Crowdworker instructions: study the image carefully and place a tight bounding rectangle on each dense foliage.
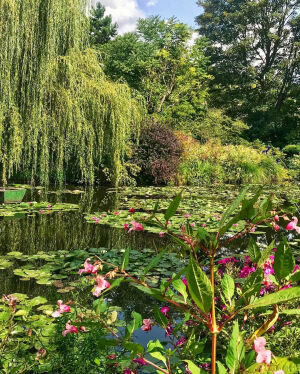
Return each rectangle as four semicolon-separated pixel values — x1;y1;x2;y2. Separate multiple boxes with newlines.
196;0;300;146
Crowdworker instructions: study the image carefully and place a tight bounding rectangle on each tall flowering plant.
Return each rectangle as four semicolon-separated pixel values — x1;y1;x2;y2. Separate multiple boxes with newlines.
72;186;299;374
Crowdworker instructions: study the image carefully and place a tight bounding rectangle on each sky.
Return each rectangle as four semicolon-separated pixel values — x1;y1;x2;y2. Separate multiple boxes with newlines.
94;0;200;34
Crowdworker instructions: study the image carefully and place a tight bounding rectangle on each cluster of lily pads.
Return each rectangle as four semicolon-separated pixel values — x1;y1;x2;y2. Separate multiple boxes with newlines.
0;247;186;290
0;201;79;219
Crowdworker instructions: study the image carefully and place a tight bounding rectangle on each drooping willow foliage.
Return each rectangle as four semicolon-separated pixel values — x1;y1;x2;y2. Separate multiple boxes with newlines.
0;0;143;185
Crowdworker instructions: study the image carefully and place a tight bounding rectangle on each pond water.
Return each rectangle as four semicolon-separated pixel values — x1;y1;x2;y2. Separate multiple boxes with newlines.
0;183;299;352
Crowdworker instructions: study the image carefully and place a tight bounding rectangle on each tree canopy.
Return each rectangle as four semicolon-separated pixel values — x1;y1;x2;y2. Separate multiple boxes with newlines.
196;0;300;145
90;3;118;46
0;0;142;185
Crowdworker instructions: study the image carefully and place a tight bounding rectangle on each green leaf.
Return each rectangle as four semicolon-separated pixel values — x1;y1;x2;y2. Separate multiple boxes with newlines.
126;311;142;338
153;305;168;328
257;240;275;267
290;271;300;283
184;360;206;374
164;191;183;222
172;278;188;303
225;321;239;371
274;238;295;281
186;256;212;313
153;200;159;215
221;274;235;305
28;296;47;307
245;356;300;373
143;249;167;275
121;248;130;272
122;341;144;356
219;185;251;228
248;237;261;263
147;340;166;364
244;286;300;309
216;361;227;374
238;269;264;306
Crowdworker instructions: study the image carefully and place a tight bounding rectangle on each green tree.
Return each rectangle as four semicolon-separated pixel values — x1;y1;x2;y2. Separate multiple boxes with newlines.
103;16;210;119
196;0;300;145
90;3;117;45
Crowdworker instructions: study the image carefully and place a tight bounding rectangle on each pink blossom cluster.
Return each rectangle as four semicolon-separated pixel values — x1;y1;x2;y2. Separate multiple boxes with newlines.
62;321;87;336
286;216;300;233
253;337;272;364
124;221;145;232
52;300;71;318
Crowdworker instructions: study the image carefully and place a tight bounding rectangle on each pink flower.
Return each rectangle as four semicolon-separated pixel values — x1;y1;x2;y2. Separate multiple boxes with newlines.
185;214;191;218
93;276;110;297
182;278;188;286
160;306;170;315
40;209;45;213
159;232;165;237
175;336;186;347
165;323;173;336
253;337;266;352
190;223;195;227
274;224;280;231
250;227;256;232
233;223;238;227
239;265;256;278
133;358;147;366
256;349;272;364
141;319;152;332
201;223;206;227
128;208;135;213
92;216;97;221
62;321;78;336
47;204;52;208
52;300;71;318
124;223;130;230
78;258;98;275
274;371;284;374
113;212;119;215
79;326;87;332
128;221;144;233
286;217;299;232
274;215;279;222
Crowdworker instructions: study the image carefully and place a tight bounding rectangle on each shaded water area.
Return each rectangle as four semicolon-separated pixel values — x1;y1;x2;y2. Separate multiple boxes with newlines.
0;184;299;349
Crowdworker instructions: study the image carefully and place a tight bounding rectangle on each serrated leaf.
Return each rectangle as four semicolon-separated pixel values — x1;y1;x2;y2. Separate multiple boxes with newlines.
274;238;295;281
257;240;275;267
221;274;235;305
187;256;212;313
164;191;183;222
172;279;188;303
216;361;227;374
244;286;300;309
248;236;261;263
226;321;240;371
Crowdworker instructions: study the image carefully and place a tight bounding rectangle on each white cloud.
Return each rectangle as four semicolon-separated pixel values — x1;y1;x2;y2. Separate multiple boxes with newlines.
92;0;144;34
146;0;159;6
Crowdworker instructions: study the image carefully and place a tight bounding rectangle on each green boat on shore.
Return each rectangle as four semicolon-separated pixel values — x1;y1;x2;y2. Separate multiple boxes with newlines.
0;187;26;204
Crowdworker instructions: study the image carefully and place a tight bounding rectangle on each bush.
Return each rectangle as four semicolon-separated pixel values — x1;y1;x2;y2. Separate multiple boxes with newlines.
176;135;289;185
134;122;183;185
282;144;300;156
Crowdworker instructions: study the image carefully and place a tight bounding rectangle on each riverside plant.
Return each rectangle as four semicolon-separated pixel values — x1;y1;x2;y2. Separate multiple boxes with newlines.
58;186;299;374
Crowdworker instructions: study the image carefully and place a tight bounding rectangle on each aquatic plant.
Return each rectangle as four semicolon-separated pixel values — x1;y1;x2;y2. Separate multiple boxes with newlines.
0;0;143;186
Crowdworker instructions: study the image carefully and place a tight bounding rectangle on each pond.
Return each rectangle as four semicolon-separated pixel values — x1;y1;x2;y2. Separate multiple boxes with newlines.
0;183;299;356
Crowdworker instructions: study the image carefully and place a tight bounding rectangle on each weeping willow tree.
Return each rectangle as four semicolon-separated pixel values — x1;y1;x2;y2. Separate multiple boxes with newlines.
0;0;142;185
